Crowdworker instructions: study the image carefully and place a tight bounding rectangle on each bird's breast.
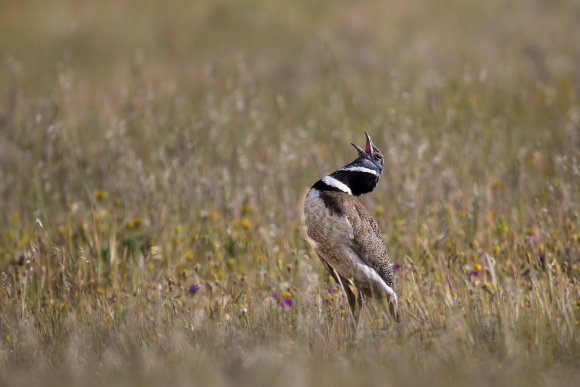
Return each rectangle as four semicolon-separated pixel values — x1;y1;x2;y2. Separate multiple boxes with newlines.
304;189;357;277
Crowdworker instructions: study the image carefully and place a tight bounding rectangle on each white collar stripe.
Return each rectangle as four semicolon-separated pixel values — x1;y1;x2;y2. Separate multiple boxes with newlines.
339;166;378;176
322;176;352;194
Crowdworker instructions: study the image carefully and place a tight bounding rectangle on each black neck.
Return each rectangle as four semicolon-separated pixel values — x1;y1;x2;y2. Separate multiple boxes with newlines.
311;169;379;196
330;169;379;196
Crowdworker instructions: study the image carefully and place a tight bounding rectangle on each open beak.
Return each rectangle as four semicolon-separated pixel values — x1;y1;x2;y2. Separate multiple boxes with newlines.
364;132;374;157
351;132;375;158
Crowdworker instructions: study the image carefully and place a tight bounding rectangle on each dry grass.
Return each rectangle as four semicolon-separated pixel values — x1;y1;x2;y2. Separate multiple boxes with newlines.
1;0;579;386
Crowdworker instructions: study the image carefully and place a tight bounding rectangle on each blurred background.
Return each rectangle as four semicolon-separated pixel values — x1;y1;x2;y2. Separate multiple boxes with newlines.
1;0;578;223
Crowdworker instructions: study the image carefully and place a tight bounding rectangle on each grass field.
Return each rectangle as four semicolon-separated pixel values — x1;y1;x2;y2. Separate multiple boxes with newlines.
1;0;579;386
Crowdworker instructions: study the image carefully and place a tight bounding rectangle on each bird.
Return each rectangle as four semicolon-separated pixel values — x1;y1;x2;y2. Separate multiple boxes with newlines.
304;132;399;322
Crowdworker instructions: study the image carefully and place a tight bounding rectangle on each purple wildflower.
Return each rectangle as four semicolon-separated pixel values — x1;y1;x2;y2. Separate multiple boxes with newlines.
539;254;546;266
188;284;201;294
393;263;401;271
468;270;479;278
282;298;293;308
326;286;335;294
528;235;536;243
445;275;450;285
272;291;280;301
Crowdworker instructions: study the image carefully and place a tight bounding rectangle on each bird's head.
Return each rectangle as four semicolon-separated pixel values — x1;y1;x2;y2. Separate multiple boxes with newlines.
326;132;384;196
350;132;384;176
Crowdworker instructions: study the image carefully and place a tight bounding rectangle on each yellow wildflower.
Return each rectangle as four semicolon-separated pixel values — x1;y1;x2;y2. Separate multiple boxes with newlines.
240;217;253;230
94;190;108;202
127;217;143;229
242;204;253;215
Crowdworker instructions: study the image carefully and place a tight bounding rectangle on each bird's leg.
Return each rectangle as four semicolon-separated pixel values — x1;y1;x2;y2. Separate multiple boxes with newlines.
334;273;361;337
320;260;359;328
388;296;400;323
336;273;358;323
